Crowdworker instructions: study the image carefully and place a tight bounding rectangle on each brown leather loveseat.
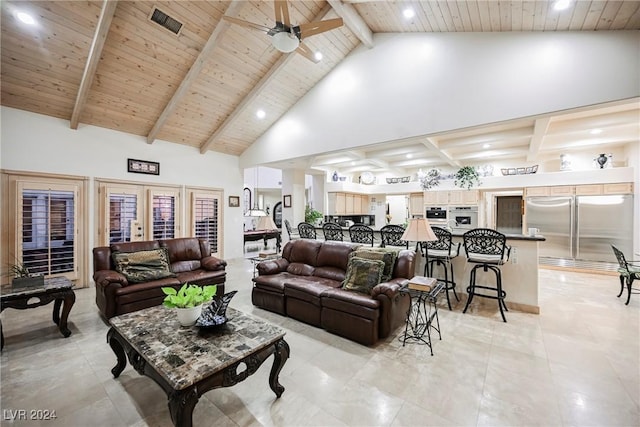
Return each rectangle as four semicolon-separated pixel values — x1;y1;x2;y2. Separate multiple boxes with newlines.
93;237;226;319
252;239;415;345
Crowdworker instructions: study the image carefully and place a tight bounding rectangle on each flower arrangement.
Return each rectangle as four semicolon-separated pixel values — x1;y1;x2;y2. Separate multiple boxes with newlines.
417;168;441;190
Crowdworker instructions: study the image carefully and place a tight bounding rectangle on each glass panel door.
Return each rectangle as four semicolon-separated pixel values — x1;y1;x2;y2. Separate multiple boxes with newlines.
187;189;222;257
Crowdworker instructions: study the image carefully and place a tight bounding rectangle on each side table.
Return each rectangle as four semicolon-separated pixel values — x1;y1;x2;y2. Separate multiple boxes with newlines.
401;276;444;356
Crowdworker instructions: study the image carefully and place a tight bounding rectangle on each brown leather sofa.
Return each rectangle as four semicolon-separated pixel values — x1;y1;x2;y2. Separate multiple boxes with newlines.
93;237;226;319
252;239;415;345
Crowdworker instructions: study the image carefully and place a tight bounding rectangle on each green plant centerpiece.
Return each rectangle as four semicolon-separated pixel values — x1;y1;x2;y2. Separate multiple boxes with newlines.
7;261;44;289
162;283;218;326
454;166;481;190
305;205;323;225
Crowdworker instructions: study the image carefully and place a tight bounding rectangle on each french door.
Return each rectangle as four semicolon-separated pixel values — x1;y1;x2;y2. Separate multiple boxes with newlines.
187;188;222;258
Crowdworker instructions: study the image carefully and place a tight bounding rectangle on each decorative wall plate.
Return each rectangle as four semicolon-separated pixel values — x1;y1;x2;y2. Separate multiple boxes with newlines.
360;172;375;185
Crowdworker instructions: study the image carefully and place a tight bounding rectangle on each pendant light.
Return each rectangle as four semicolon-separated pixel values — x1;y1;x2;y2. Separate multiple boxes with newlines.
245;166;267;217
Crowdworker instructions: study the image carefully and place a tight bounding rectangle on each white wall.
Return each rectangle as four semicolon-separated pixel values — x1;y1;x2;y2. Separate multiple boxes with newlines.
241;31;639;166
1;107;245;265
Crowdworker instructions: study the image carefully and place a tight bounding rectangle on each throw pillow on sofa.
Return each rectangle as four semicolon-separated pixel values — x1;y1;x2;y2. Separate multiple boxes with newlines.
350;248;398;282
342;257;385;294
112;248;176;284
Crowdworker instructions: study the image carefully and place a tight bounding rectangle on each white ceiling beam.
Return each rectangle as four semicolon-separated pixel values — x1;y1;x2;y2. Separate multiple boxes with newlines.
200;4;335;154
327;0;374;49
422;137;461;167
147;0;245;144
70;0;118;130
527;117;550;161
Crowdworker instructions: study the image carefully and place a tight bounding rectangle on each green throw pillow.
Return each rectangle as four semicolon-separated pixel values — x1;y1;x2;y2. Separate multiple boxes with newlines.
112;248;176;284
342;257;385;294
351;248;398;282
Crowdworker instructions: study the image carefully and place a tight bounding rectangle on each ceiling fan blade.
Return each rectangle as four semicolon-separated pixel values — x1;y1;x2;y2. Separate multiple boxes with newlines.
222;15;271;33
297;18;344;39
274;0;291;27
296;42;320;63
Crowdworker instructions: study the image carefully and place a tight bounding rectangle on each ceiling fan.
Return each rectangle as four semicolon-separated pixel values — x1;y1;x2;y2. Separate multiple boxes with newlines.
223;0;344;63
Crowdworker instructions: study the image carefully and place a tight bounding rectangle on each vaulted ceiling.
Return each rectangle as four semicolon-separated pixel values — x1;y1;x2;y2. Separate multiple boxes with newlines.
2;1;639;175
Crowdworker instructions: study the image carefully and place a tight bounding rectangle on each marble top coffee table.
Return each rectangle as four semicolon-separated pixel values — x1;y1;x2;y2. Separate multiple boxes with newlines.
107;305;289;427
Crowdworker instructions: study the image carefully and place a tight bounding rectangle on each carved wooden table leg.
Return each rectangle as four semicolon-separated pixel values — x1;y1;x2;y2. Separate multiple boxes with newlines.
107;328;127;378
269;338;290;397
53;290;75;337
168;387;199;427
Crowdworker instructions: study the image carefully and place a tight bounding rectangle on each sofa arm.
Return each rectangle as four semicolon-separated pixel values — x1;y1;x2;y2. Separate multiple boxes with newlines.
93;269;128;287
257;258;289;275
371;279;408;299
201;255;227;271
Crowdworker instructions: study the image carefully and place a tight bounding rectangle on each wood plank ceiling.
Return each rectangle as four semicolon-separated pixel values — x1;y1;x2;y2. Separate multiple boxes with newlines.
2;1;639;173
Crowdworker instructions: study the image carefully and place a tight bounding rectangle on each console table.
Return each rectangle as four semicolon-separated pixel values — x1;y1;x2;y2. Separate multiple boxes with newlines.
107;305;289;427
244;229;282;252
0;276;75;349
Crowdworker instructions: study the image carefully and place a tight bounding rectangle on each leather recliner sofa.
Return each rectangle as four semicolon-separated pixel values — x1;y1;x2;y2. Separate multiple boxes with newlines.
252;239;415;345
93;237;226;319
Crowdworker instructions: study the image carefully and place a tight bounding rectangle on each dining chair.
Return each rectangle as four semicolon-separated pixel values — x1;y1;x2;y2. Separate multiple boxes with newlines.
322;222;344;241
349;224;374;246
611;245;640;305
462;228;511;322
284;219;300;240
297;222;317;239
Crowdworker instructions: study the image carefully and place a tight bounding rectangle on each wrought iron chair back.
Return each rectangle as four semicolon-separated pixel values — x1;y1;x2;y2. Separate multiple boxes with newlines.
380;224;408;248
322;223;344;241
297;222;317;239
463;228;509;263
349;224;374;246
426;227;456;253
284;219;300;239
423;226;460;310
611;244;640;305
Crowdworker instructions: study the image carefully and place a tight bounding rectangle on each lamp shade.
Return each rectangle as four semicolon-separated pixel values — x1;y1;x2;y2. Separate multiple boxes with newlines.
401;218;437;242
245;208;267;217
256;216;278;230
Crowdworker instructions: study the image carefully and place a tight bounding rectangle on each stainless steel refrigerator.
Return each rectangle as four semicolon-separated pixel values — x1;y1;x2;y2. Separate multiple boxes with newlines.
525;194;633;265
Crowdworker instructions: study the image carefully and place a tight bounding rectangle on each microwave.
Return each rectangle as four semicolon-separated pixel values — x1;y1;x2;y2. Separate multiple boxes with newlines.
425;207;447;221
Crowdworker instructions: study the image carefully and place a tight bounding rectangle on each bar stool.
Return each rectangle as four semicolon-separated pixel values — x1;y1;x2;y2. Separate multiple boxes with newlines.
423;226;460;310
462;228;511;322
349;224;374;246
380;224;408;248
297;222;317;239
322;222;344;241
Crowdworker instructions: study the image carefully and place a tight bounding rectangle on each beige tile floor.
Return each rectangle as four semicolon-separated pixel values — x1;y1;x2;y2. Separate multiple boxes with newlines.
1;258;638;427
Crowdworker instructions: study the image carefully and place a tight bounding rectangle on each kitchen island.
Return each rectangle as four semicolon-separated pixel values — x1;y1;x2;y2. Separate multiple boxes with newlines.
418;232;545;314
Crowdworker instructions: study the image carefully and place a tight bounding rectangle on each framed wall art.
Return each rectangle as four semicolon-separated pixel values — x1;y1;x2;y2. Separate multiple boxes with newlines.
128;158;160;175
283;195;292;208
228;196;240;207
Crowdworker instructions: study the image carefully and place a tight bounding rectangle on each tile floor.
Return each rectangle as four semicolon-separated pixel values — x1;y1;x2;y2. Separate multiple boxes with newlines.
1;258;638;427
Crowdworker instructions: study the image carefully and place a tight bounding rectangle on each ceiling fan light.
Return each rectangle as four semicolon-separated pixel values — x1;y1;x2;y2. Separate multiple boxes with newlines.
272;31;299;53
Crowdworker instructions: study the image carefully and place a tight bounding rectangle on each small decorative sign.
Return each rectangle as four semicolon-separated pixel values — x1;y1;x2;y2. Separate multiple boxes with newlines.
228;196;240;207
283;195;292;208
128;158;160;175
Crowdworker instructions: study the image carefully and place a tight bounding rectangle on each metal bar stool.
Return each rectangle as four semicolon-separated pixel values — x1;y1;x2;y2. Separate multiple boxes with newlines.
297;222;317;239
423;227;460;310
462;228;511;322
322;222;344;241
349;224;374;246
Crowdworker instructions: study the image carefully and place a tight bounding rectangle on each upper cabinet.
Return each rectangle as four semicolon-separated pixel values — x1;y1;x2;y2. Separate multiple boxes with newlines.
424;190;479;206
525;183;633;197
328;192;369;215
409;192;424;215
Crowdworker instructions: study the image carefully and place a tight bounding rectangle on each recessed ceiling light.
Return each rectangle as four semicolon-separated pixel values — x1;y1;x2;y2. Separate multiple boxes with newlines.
482;143;491;149
553;0;571;11
256;109;266;119
590;128;603;135
406;153;413;159
350;161;356;166
16;11;36;25
314;51;323;62
403;8;415;19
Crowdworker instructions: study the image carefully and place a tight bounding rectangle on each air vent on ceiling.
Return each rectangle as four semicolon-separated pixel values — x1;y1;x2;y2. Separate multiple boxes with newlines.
149;7;183;35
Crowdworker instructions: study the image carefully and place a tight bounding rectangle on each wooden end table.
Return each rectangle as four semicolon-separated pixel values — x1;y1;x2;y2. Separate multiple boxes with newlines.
0;276;76;350
107;305;289;427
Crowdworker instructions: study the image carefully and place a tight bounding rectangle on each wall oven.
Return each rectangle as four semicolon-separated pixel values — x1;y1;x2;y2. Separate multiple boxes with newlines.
448;206;478;231
425;207;447;226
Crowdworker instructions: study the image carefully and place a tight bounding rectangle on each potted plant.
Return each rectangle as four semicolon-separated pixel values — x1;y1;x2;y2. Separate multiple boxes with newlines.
454;166;481;190
7;261;44;289
161;283;218;326
304;205;323;225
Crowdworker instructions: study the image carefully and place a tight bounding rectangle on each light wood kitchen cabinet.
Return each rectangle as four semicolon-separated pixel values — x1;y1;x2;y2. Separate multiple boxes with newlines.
345;193;354;214
359;194;370;213
436;191;450;205
423;190;479;206
409;192;424;215
524;187;549;197
423;191;438;205
328;192;369;215
575;185;603;195
603;182;633;194
549;186;574;196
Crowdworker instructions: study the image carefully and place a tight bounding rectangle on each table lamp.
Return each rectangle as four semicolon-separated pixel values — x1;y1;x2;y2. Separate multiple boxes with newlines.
256;216;278;231
401;218;437;254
